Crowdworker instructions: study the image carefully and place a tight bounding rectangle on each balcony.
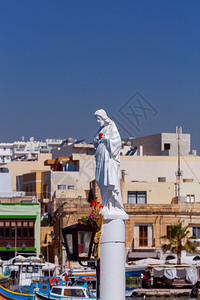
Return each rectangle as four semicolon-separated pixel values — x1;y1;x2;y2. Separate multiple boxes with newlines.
0;237;35;248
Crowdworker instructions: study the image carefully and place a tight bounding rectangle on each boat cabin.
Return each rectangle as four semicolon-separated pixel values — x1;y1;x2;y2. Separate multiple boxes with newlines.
50;286;95;299
14;262;44;286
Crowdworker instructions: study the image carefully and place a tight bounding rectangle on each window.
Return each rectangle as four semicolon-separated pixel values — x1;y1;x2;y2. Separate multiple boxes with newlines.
51;288;62;295
193;227;200;239
139;226;148;246
5;228;10;237
64;162;78;172
17;228;22;237
23;228;28;237
192;227;200;247
0;228;4;237
74;289;84;297
57;185;66;190
64;289;72;296
187;195;195;203
43;184;48;198
167;226;172;238
128;192;146;204
42;285;47;291
64;289;85;297
22;266;27;273
164;143;171;150
11;228;15;237
158;177;166;182
68;185;74;190
34;265;39;273
29;228;34;237
27;265;33;273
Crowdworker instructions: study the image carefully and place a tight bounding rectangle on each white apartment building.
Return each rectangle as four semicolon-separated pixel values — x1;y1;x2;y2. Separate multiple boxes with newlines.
0;137;63;164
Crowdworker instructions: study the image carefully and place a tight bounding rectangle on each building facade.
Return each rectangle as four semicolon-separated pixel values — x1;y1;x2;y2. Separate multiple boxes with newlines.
0;202;41;259
0;137;62;164
0;169;41;259
13;131;200;264
131;131;196;156
125;202;200;261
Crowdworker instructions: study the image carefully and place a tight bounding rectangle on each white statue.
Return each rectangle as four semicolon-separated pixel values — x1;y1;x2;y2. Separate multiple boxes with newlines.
94;109;127;218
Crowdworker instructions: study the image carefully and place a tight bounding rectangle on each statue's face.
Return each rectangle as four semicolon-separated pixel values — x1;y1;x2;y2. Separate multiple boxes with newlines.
96;115;105;127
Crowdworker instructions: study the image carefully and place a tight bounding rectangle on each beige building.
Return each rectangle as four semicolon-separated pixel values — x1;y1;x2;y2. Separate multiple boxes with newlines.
124;202;200;261
4;153;51;191
91;180;200;260
122;180;200;205
130;131;196;156
14;135;200;263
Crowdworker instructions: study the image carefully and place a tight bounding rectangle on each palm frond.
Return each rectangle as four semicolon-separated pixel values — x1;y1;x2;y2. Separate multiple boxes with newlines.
160;222;197;263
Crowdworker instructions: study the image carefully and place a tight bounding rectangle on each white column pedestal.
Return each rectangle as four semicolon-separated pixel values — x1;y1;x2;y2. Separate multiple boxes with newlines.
100;215;128;300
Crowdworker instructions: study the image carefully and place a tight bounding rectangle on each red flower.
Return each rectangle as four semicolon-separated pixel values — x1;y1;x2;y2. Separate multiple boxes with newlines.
99;133;103;140
90;200;96;207
99;205;103;209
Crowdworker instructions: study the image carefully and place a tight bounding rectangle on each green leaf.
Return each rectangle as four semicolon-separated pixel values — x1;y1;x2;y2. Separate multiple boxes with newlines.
160;222;197;264
78;217;89;225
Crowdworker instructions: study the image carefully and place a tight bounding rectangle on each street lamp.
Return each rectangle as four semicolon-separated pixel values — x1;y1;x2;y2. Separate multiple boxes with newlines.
62;223;100;298
62;223;96;262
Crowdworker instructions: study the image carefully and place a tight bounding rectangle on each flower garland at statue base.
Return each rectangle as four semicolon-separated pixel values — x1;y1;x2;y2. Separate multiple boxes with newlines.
78;200;103;259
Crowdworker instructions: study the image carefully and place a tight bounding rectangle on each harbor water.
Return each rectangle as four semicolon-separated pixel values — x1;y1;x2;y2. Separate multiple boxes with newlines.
126;298;198;300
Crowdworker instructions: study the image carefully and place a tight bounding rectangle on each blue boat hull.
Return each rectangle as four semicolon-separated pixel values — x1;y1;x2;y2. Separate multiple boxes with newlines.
0;285;35;300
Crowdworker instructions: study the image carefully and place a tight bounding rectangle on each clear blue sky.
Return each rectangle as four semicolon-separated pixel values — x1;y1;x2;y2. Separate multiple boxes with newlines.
0;1;200;150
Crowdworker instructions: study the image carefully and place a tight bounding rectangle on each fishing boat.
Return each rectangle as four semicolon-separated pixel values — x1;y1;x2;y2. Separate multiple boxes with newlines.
0;277;64;300
35;285;96;300
0;285;35;300
0;268;11;287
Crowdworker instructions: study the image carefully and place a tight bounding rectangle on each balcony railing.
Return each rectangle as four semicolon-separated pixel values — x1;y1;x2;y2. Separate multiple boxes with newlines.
0;237;35;248
0;191;37;202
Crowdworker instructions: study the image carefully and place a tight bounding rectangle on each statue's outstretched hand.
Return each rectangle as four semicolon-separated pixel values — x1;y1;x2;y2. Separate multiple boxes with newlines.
93;137;99;148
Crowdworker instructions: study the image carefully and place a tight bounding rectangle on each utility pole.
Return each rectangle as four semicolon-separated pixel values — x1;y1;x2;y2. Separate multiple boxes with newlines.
177;126;181;198
15;224;17;257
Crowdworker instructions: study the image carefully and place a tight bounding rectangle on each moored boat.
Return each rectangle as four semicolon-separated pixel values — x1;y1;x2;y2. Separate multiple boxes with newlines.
0;285;35;300
0;276;64;300
35;285;96;300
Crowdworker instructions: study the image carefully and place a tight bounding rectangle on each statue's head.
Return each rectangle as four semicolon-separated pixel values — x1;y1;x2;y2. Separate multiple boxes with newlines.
94;109;110;127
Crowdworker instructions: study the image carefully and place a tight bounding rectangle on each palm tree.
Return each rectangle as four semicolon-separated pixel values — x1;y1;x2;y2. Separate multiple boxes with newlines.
160;222;197;264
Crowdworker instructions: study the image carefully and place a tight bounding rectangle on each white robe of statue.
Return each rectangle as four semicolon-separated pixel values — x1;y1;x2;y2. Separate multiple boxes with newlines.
94;109;127;218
